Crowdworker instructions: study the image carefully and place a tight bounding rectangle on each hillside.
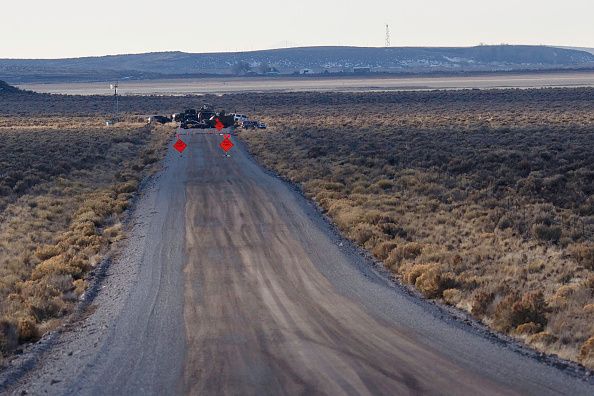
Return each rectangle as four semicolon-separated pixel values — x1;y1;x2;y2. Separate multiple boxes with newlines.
0;80;24;94
560;46;594;55
1;45;594;83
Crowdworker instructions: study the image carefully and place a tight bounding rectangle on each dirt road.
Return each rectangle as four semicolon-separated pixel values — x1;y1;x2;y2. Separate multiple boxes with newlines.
3;131;593;395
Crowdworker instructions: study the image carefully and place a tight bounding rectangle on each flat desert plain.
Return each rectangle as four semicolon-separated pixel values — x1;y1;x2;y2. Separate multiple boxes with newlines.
17;71;594;95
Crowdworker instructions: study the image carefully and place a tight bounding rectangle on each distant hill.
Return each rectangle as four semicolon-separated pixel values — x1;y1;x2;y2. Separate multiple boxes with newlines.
0;80;25;94
2;45;594;83
557;46;594;55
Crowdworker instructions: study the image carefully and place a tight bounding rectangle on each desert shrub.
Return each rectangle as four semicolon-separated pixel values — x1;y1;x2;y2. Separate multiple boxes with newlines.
0;320;18;355
28;294;68;323
471;291;495;317
350;223;377;245
497;215;514;230
412;264;441;297
385;242;423;268
532;223;562;243
529;332;558;346
554;285;575;300
323;182;345;192
16;316;39;342
73;279;87;295
402;263;434;285
375;179;393;190
115;181;139;194
579;336;594;366
372;240;398;260
30;255;77;279
442;288;462;305
569;243;594;270
400;263;455;298
494;291;548;332
513;322;542;335
103;223;123;240
328;201;363;229
527;260;545;273
378;222;407;238
34;244;62;261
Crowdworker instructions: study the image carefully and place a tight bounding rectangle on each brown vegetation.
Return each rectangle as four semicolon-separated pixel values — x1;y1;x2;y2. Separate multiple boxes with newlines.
0;115;170;364
241;88;594;369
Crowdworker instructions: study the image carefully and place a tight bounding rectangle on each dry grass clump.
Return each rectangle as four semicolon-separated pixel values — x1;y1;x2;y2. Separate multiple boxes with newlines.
570;243;594;270
493;291;548;332
241;88;594;369
399;263;457;298
580;336;594;368
0;116;170;363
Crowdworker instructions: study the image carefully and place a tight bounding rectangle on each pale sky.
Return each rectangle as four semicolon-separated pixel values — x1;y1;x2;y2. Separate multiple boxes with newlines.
2;0;594;59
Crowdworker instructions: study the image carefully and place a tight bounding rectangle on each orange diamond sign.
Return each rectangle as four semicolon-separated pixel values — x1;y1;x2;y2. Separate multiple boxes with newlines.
173;138;187;153
220;138;233;153
215;118;224;131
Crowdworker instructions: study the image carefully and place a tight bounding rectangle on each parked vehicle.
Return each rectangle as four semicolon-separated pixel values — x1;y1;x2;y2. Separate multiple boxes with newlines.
257;121;267;129
181;120;207;129
148;115;172;124
233;114;249;123
241;120;258;129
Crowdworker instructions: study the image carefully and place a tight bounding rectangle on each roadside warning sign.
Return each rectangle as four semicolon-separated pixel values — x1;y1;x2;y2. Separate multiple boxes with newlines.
215;118;224;131
173;138;187;153
219;135;233;153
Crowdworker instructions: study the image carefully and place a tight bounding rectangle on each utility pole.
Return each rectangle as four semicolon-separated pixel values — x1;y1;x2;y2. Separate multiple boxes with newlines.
110;82;119;121
385;24;391;47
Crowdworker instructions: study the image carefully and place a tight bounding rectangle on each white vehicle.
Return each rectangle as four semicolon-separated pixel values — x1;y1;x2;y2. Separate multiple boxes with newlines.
233;114;249;123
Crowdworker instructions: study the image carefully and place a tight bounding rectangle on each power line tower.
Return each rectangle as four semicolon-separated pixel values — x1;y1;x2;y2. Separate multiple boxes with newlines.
385;24;391;47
